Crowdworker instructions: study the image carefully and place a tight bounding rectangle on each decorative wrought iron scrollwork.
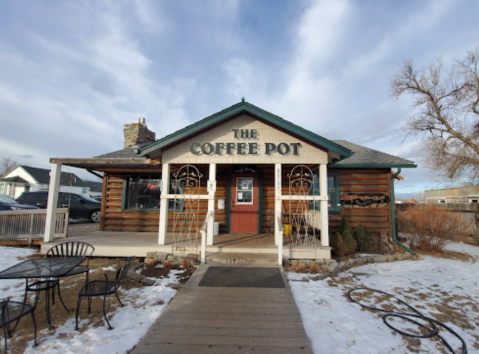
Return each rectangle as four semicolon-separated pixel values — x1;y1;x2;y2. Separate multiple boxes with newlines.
172;165;203;253
287;165;317;250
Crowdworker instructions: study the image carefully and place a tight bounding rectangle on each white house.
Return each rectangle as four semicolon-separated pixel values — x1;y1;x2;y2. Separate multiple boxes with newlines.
0;165;102;199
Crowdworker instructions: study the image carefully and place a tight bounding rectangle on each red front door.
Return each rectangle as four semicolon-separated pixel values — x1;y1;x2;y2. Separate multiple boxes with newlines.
231;173;258;233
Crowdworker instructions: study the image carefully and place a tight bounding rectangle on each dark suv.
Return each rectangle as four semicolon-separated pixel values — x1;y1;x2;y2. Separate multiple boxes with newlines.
16;191;101;223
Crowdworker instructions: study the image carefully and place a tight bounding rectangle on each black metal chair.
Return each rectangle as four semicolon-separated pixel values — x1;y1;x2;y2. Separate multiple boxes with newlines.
45;242;95;312
75;257;136;330
25;278;57;329
1;299;37;353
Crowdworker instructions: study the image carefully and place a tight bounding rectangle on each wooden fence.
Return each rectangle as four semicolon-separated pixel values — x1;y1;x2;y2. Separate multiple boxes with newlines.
437;203;479;237
396;203;479;244
0;208;69;239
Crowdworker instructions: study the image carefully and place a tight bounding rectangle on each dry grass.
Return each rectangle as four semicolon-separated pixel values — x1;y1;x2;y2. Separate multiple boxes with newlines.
287;263;325;274
309;263;320;274
162;260;172;271
145;258;160;267
3;258;145;354
397;205;462;253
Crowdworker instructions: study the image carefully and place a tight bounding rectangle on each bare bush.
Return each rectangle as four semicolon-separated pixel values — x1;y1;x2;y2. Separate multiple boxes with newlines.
397;204;461;252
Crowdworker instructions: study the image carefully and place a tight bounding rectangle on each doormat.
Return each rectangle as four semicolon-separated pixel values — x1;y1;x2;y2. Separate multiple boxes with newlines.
199;266;285;288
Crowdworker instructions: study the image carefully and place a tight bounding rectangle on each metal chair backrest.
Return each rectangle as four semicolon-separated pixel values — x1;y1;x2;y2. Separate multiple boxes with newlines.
114;257;136;286
46;242;95;258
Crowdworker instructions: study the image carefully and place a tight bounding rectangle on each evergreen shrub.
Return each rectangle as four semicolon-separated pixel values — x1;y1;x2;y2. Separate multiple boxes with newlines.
355;223;370;252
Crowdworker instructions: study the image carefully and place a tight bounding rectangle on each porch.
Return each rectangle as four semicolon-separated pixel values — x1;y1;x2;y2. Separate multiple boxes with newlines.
40;231;331;261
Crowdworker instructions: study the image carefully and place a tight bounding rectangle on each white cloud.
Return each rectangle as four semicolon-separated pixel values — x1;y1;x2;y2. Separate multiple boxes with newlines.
0;0;478;191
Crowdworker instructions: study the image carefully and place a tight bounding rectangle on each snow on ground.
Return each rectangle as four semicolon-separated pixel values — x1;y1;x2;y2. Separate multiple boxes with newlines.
0;246;37;299
288;242;479;354
0;246;180;354
2;243;478;353
24;270;180;354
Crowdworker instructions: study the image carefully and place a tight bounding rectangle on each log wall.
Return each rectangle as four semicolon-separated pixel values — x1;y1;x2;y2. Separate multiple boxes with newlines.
329;168;392;236
101;167;228;233
102;172;161;232
101;166;393;237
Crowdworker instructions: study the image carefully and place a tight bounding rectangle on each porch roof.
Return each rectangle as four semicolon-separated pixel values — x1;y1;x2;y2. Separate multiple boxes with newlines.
48;157;160;171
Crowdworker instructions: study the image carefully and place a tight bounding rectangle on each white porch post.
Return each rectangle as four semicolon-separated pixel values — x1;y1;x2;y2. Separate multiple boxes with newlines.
207;163;216;246
274;163;282;247
158;163;170;245
44;163;62;242
319;163;329;247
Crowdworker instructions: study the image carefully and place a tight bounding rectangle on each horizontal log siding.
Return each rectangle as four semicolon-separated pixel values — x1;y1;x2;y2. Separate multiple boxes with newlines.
102;167;226;233
261;165;275;234
101;166;393;237
103;173;161;232
329;168;392;237
261;165;313;234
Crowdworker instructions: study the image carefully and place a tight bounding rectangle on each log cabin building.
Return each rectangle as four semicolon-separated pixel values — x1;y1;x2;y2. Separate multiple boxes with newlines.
43;101;416;263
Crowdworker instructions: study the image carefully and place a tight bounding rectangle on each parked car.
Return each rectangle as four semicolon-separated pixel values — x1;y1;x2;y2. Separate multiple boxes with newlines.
16;191;101;222
0;195;40;211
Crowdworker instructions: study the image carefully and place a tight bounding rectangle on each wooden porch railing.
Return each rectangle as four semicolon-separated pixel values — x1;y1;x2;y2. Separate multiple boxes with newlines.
0;208;69;238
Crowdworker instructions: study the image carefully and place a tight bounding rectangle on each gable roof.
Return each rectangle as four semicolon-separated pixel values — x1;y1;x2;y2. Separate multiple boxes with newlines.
3;165;93;187
0;176;28;184
330;140;416;168
138;101;353;158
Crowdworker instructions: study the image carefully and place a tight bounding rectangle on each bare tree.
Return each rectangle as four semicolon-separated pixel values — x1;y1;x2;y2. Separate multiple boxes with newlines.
1;157;19;176
391;47;479;181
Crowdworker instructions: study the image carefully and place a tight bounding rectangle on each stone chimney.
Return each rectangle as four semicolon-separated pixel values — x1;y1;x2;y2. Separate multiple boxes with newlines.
123;118;156;148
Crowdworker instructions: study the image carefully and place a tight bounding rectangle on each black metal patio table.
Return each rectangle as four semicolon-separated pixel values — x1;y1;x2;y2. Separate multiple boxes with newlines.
0;257;86;328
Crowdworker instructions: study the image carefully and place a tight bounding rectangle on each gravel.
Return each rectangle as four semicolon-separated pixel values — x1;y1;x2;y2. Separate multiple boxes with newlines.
67;220;99;235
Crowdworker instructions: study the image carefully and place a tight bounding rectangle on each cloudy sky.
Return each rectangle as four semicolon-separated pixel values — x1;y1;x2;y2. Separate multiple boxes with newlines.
1;0;478;194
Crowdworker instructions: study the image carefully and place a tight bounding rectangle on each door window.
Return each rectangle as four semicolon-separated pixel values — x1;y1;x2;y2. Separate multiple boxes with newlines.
236;177;253;204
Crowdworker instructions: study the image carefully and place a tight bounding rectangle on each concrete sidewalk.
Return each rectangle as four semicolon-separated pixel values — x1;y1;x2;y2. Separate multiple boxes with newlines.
131;264;313;354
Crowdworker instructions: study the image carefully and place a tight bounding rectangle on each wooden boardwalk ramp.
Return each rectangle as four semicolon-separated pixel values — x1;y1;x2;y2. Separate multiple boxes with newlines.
131;264;313;354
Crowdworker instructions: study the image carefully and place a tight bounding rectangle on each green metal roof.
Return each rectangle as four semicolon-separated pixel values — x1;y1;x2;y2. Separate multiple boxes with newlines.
139;101;353;158
329;140;417;168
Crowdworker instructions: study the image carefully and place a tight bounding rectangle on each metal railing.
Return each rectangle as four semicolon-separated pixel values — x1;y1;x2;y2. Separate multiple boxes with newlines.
0;208;69;238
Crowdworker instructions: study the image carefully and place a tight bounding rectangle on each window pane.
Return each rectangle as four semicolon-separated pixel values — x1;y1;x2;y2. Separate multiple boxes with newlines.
312;173;339;212
327;176;335;208
127;176;161;210
236;177;253;204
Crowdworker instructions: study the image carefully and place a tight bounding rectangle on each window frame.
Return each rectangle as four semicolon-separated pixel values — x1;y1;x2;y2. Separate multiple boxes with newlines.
121;174;184;212
235;177;254;205
312;171;340;214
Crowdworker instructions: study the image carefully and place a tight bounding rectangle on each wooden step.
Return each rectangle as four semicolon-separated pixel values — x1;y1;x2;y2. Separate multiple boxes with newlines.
206;252;278;266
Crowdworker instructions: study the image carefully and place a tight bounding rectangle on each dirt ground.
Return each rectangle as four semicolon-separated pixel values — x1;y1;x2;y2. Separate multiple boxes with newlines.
4;256;194;354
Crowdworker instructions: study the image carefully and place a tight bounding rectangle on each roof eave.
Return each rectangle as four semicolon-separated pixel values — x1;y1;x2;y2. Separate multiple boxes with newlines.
49;157;156;171
139;102;353;158
329;163;417;168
